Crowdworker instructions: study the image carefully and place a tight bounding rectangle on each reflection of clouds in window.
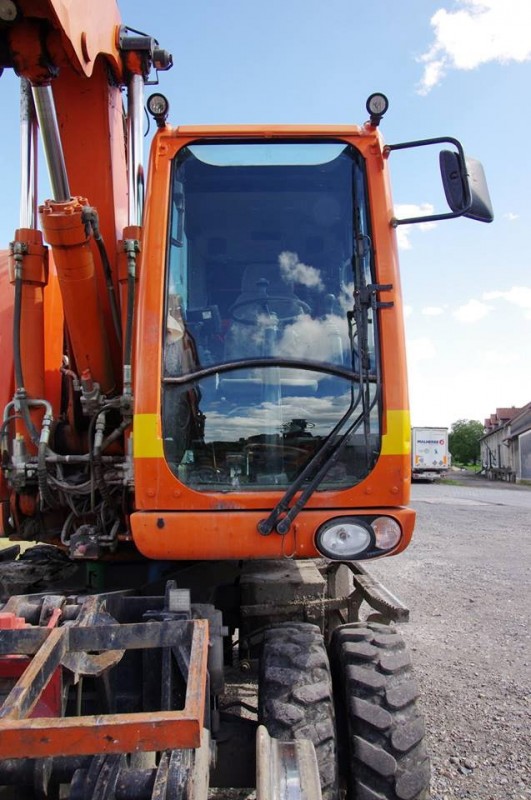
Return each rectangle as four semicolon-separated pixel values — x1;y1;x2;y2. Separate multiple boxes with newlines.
339;282;354;314
278;250;324;291
248;313;279;353
203;393;352;440
225;312;350;367
277;315;347;365
225;313;282;359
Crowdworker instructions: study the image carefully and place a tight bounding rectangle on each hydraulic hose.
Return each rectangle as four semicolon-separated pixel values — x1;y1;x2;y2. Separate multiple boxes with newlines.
122;238;139;398
37;409;57;509
90;397;122;505
92;410;113;505
102;419;129;452
81;207;123;348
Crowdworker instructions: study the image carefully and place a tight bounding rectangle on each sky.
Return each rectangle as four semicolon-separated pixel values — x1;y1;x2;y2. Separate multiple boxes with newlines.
0;0;530;430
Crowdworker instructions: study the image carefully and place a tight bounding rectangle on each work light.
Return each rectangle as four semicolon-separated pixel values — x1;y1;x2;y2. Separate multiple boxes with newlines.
315;518;374;560
366;93;389;127
147;93;170;127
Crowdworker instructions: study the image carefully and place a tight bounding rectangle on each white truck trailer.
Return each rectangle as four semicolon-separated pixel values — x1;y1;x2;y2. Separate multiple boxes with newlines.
411;426;449;481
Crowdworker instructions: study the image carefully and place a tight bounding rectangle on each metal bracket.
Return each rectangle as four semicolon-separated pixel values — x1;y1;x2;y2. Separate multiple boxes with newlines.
0;611;209;758
354;283;394;311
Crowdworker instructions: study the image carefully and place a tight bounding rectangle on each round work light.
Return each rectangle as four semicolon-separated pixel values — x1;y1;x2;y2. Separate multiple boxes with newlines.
365;93;389;126
315;518;374;560
147;93;170;127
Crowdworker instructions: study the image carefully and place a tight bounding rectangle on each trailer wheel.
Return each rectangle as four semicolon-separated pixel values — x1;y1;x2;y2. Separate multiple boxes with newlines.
331;622;430;800
259;623;338;800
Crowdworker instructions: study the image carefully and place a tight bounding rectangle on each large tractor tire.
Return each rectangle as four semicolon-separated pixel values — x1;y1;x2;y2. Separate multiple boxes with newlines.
331;622;430;800
259;622;338;800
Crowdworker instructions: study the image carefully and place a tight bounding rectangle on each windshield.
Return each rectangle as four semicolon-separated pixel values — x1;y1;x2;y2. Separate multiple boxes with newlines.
162;141;381;491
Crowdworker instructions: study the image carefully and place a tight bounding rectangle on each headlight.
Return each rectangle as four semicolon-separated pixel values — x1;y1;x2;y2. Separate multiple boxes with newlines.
147;93;170;127
372;516;401;551
315;518;374;560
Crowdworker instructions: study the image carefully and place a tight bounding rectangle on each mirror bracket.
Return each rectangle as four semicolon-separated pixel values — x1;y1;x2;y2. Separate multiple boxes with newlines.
385;135;492;226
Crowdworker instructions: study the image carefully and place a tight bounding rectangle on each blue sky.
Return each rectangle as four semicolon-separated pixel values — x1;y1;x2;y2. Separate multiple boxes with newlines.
1;0;530;429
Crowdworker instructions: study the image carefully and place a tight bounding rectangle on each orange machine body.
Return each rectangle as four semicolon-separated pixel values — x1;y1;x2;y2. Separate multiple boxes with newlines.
130;124;413;561
0;3;415;565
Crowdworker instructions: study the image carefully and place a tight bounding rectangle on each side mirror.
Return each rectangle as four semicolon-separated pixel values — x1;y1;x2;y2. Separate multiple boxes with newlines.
387;136;493;226
440;150;493;223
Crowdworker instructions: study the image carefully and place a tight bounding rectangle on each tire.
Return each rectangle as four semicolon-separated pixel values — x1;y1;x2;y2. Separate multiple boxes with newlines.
259;622;339;800
331;622;430;800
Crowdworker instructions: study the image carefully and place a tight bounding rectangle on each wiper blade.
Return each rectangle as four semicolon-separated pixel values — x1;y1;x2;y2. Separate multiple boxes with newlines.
258;282;389;536
257;387;379;536
257;361;364;537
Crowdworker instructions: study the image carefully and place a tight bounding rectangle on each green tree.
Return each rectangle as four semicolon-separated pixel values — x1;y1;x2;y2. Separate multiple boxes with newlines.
449;419;484;465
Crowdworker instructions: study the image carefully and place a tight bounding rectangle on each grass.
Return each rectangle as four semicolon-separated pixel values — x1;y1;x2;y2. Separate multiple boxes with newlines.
451;463;482;474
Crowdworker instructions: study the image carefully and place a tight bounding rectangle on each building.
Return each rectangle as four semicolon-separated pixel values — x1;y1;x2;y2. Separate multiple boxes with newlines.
480;403;531;482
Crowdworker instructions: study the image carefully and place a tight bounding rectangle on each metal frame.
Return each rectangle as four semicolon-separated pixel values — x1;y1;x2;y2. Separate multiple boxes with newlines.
0;617;208;759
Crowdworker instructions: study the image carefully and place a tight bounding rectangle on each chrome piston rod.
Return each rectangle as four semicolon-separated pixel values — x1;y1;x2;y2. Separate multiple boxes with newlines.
127;73;144;226
19;78;38;228
31;84;70;202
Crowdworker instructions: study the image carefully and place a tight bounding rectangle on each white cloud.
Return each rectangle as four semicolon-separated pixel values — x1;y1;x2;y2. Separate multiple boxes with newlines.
393;203;437;250
418;0;531;94
503;212;519;221
407;336;437;362
453;298;492;323
482;286;531;310
480;348;520;366
403;304;413;319
422;306;444;316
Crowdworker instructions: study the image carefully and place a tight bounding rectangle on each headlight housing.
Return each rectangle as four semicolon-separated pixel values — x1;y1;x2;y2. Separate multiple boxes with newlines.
315;515;402;560
315;518;374;560
147;93;170;127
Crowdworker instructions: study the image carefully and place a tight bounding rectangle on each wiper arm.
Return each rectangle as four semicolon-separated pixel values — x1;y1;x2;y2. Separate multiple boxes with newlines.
258;359;381;536
257;390;364;535
258;281;390;537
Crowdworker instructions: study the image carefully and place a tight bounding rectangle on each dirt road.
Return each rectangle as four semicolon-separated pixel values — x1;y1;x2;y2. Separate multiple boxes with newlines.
368;476;531;800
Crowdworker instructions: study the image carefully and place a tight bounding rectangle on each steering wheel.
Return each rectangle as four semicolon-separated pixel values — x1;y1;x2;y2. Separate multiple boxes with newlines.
230;295;311;325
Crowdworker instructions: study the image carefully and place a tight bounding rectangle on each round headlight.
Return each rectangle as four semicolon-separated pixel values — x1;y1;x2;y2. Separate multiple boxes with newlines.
316;518;373;560
366;92;389;117
372;516;401;551
147;93;170;127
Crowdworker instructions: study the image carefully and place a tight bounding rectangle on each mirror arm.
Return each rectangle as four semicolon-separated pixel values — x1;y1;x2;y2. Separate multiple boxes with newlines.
390;208;467;227
385;136;473;226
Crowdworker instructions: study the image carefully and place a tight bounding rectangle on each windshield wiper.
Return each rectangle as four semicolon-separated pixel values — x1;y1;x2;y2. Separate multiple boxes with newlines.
257;279;391;536
257;397;369;535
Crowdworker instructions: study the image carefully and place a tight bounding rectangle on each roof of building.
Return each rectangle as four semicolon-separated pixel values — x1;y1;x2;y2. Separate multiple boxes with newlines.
481;402;531;441
506;402;531;439
483;406;522;431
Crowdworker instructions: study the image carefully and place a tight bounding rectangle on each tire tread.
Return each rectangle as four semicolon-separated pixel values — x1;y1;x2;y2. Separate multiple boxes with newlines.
331;622;430;800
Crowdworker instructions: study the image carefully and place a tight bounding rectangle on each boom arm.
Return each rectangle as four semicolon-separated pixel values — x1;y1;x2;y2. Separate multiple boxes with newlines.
0;0;171;538
2;2;171;378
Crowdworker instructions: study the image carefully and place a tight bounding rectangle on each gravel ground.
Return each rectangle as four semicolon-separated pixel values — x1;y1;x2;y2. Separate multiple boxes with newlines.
1;474;529;799
368;474;531;800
